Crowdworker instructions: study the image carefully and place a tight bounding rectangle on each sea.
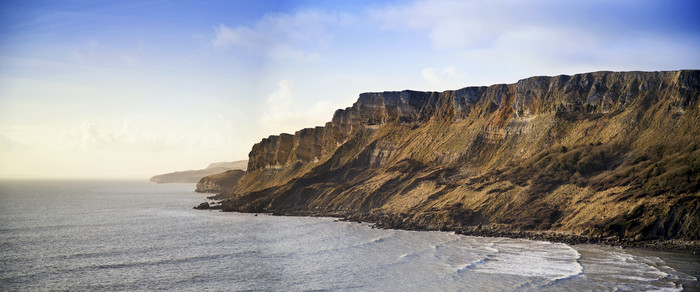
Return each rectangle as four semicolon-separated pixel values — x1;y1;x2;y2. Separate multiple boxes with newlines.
0;180;698;291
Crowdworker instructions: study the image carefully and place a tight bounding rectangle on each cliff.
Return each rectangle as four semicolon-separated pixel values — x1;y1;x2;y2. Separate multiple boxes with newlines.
195;169;246;193
211;70;700;248
149;160;247;183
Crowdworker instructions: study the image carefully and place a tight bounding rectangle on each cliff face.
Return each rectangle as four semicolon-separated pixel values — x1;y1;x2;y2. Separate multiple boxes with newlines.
195;169;246;193
217;70;700;244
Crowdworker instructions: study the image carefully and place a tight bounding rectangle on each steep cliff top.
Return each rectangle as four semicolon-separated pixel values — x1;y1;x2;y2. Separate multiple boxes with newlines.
214;70;700;248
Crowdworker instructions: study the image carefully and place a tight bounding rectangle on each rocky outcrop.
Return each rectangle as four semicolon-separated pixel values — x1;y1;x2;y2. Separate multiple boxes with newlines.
194;202;211;210
196;169;246;193
150;160;247;183
213;70;700;249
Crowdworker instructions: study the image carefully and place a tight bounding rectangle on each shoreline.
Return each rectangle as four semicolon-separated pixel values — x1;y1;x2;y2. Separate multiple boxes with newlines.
347;213;700;255
196;200;700;254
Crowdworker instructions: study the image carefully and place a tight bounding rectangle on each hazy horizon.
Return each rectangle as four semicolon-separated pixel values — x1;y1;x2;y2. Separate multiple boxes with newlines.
1;0;699;179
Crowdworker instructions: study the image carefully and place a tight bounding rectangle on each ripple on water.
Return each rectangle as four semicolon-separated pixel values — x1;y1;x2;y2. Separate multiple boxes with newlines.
1;181;696;291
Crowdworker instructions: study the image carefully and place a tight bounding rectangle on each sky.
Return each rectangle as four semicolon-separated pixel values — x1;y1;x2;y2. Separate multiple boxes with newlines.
0;0;699;179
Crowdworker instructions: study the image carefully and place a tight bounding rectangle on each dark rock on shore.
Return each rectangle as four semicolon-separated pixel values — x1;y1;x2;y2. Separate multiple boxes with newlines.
208;70;700;252
194;202;211;210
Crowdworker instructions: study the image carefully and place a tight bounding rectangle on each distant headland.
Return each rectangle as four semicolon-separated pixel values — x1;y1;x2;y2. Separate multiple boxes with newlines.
149;160;247;184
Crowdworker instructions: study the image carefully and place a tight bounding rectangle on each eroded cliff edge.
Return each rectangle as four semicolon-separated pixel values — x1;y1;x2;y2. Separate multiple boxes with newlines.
210;70;700;250
196;169;245;193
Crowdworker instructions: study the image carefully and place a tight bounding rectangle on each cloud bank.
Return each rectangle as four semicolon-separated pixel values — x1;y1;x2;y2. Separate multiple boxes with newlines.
211;10;353;60
2;0;698;178
259;79;337;135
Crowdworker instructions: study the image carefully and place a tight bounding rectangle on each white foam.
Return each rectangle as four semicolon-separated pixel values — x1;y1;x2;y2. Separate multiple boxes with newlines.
456;257;490;273
572;245;686;291
470;239;583;280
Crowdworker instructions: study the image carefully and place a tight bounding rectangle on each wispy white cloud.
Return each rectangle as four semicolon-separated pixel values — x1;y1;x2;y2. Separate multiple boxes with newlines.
372;0;502;49
422;66;461;88
259;80;336;134
212;25;258;49
3;0;698;179
211;10;353;60
0;115;254;177
0;133;20;152
60;120;133;151
371;0;700;78
57;116;244;153
70;38;144;67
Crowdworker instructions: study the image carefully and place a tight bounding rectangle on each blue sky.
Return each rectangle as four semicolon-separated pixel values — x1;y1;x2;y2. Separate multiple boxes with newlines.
1;0;699;178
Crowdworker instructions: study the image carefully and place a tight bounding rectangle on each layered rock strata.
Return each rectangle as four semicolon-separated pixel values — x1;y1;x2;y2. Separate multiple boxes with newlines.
209;70;700;249
195;169;246;193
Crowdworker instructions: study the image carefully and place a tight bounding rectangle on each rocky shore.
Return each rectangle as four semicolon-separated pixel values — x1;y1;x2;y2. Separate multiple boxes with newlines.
346;212;700;253
202;201;700;253
198;70;700;252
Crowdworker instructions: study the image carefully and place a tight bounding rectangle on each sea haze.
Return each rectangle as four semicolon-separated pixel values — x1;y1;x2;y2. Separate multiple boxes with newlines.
0;180;697;291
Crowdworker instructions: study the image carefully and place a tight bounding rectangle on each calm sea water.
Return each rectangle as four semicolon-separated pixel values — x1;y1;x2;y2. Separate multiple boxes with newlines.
0;180;697;291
